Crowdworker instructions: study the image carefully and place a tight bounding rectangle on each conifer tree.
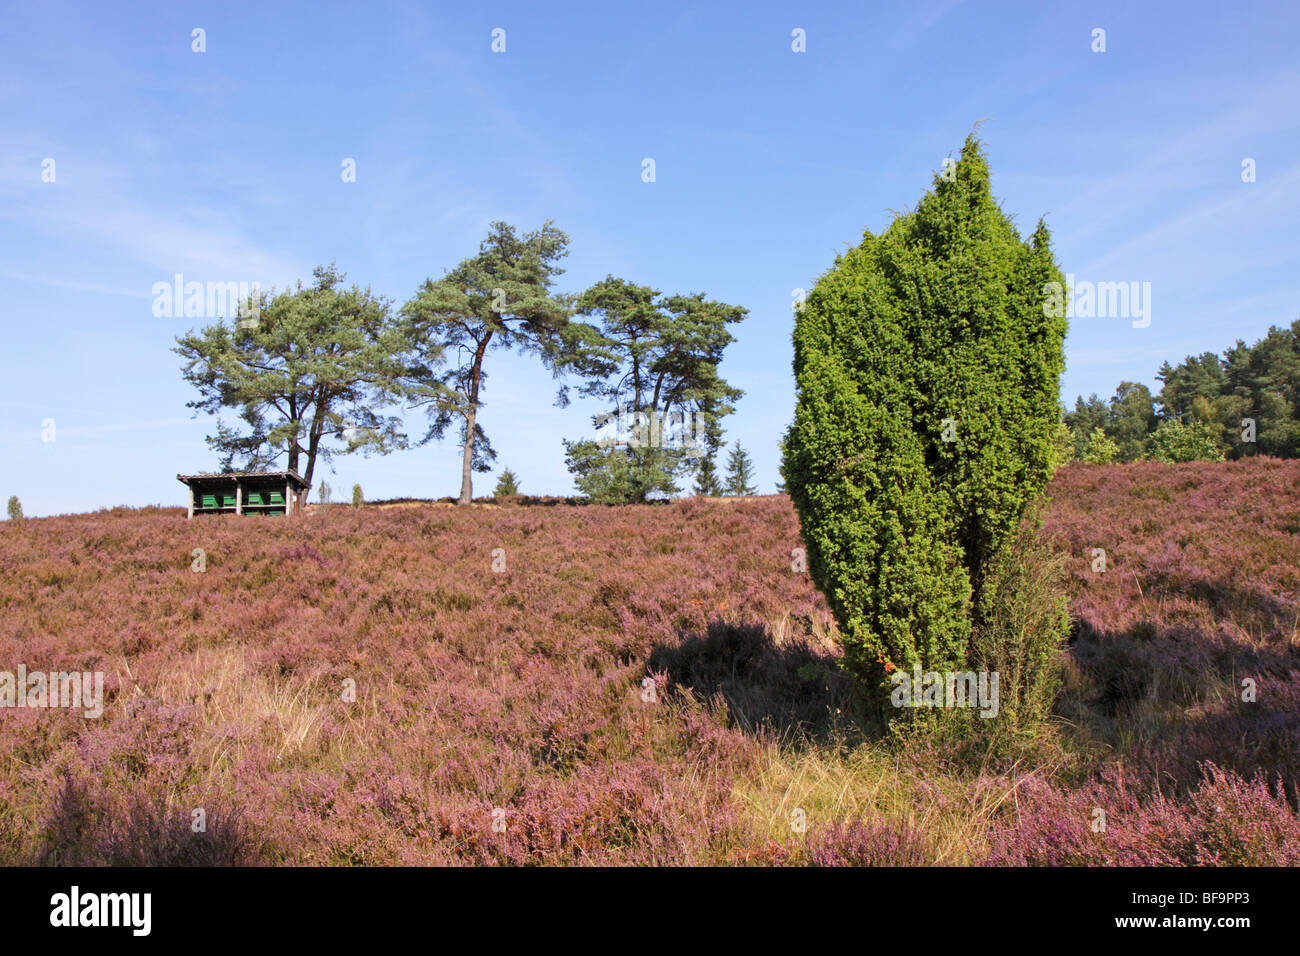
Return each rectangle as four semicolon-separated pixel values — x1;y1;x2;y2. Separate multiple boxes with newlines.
560;276;746;503
692;451;723;496
783;135;1067;689
175;265;415;499
723;442;757;496
494;467;521;497
402;222;572;505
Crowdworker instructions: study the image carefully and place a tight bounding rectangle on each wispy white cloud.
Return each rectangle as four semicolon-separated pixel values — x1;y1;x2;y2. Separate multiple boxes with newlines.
1075;160;1300;276
0;146;310;290
0;269;152;299
1055;71;1300;247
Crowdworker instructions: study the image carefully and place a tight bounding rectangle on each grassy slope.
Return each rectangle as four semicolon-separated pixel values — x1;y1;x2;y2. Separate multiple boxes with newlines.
0;459;1297;864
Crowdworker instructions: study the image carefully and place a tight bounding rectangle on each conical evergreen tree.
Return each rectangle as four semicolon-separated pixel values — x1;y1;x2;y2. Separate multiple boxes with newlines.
494;467;520;497
723;442;757;496
692;452;723;496
783;135;1068;690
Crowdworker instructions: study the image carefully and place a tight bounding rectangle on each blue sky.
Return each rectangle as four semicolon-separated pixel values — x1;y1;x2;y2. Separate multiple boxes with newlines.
2;0;1298;516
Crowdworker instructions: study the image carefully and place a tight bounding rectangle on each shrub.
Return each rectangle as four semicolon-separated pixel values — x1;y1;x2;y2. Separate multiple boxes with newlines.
968;507;1071;741
351;484;364;509
317;480;332;506
37;772;259;866
804;818;930;866
783;135;1068;693
563;440;677;503
1049;422;1074;473
1080;426;1119;464
1150;419;1226;463
5;496;21;521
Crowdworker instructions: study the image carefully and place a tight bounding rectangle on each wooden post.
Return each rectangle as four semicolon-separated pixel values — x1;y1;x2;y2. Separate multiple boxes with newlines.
286;480;293;516
235;480;243;516
187;484;194;521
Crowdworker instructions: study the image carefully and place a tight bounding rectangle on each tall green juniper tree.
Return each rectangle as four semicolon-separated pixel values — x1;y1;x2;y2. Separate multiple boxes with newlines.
561;275;746;503
174;264;416;498
783;135;1068;692
402;221;573;505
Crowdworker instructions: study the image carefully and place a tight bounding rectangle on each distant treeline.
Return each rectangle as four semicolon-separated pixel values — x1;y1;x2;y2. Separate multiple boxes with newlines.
1065;318;1300;462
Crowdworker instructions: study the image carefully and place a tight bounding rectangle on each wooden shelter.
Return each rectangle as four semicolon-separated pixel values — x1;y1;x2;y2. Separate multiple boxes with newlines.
177;471;309;519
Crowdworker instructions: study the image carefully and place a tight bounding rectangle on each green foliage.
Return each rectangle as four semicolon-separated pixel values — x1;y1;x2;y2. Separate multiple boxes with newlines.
1063;384;1157;463
1106;381;1157;461
173;264;414;495
692;451;723;497
401;221;572;505
1064;394;1109;458
494;467;520;498
558;275;746;504
1080;426;1119;464
565;440;678;503
1157;352;1229;423
351;484;364;509
1072;317;1300;461
6;496;21;521
968;508;1071;740
1049;421;1075;473
1150;419;1226;463
783;135;1067;694
723;442;757;496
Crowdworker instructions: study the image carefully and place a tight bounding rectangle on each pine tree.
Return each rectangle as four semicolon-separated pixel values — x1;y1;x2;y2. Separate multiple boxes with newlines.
1107;381;1158;461
776;434;790;492
494;467;520;497
559;276;746;503
174;264;414;498
401;221;572;505
723;443;756;496
351;484;364;509
6;496;22;520
1064;394;1110;458
692;452;723;496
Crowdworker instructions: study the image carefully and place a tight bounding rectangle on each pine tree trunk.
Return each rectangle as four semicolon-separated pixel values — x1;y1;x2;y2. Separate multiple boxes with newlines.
302;442;318;505
458;402;477;506
458;341;489;506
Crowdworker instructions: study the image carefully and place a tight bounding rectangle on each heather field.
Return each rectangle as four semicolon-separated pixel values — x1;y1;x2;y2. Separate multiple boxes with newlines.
1;459;1298;866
